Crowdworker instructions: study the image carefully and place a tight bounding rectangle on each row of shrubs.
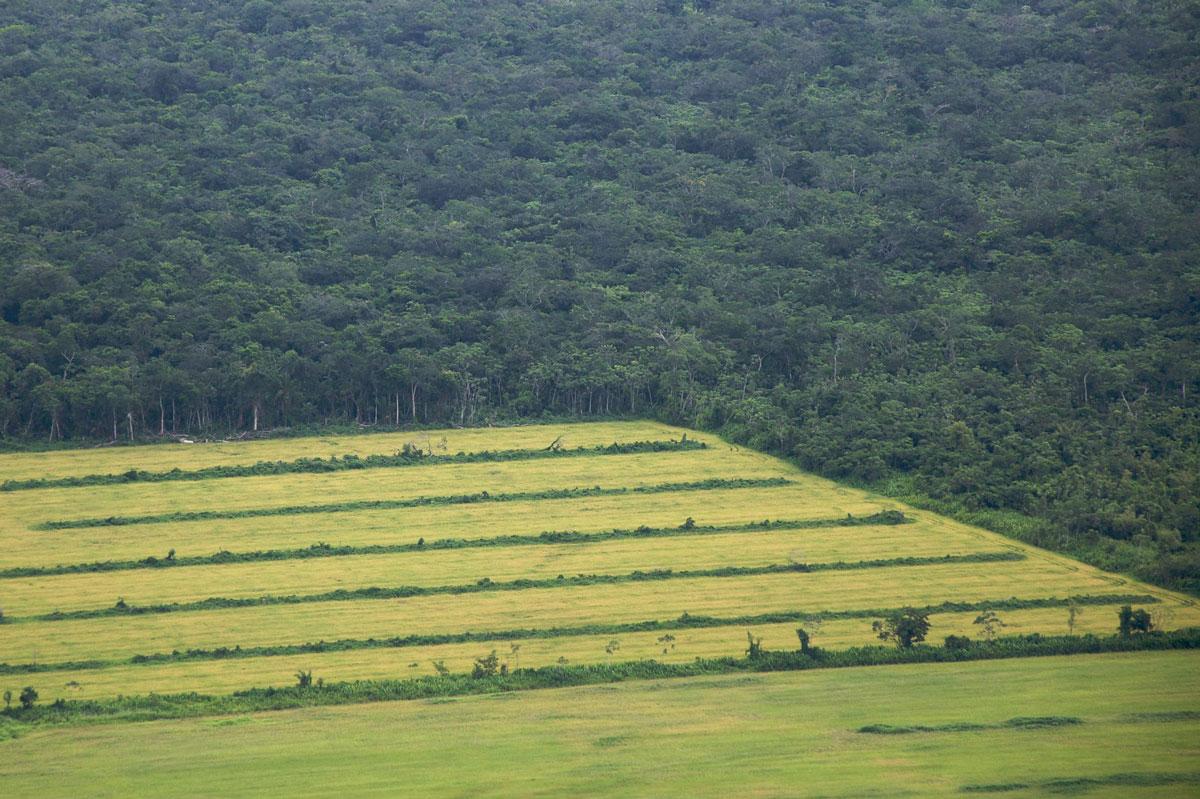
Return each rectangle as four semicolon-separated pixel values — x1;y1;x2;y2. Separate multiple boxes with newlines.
37;477;793;530
4;628;1198;727
0;511;910;579
1;439;707;492
26;551;1024;623
0;593;1158;675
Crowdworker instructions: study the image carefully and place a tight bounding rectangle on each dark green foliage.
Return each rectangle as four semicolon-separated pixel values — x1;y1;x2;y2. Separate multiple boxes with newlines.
745;631;763;659
3;630;1199;731
0;511;909;579
943;635;972;651
795;628;811;654
0;0;1195;593
1118;605;1155;637
873;608;932;648
17;687;37;710
36;478;790;530
471;651;500;678
0;593;1159;676
19;551;1025;624
0;439;705;492
294;670;313;689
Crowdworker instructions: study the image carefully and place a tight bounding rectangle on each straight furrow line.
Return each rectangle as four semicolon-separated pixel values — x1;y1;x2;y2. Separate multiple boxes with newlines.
34;477;793;530
0;438;706;492
1;511;910;579
19;552;1025;623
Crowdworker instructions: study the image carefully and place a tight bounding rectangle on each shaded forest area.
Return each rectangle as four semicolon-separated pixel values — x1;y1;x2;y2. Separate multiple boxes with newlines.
0;0;1197;590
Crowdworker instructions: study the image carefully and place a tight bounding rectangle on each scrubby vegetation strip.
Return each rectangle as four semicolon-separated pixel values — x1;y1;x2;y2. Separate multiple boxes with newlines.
858;716;1083;735
21;552;1024;623
0;439;706;492
2;511;910;579
0;594;1158;675
35;477;792;530
2;630;1198;732
959;771;1200;794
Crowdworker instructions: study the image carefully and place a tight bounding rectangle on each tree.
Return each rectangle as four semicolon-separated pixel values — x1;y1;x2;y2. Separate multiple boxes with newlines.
1118;605;1154;637
18;686;37;709
3;690;10;710
295;670;313;688
1067;599;1082;635
873;609;931;648
472;650;500;678
973;610;1005;642
796;628;811;654
745;630;764;659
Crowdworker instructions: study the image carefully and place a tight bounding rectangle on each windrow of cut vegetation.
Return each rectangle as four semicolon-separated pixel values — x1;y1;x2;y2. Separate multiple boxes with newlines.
34;476;793;530
0;511;910;579
0;437;706;491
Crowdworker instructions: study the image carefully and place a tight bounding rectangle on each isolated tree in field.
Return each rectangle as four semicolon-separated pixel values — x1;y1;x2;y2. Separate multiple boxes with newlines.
1118;605;1154;637
973;610;1005;642
295;670;313;688
873;609;931;648
431;660;450;676
3;690;10;710
472;651;500;678
796;628;811;654
1067;599;1082;635
509;643;522;671
604;639;620;656
18;687;37;709
745;630;764;659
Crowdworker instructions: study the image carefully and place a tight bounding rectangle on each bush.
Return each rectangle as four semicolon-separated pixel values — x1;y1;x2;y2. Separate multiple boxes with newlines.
471;651;500;678
18;687;37;709
944;635;972;650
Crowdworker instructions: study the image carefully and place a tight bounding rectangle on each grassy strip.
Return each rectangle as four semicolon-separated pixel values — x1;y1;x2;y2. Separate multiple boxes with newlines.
14;512;908;578
23;551;1025;623
1;630;1198;732
858;716;1083;735
35;477;792;530
1;511;910;579
0;439;707;492
0;594;1158;676
960;771;1200;794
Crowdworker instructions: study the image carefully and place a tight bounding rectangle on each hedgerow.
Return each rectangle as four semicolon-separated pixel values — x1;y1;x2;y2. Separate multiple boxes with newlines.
1;438;706;492
2;629;1197;730
21;551;1024;623
36;477;792;530
0;593;1158;675
1;510;909;579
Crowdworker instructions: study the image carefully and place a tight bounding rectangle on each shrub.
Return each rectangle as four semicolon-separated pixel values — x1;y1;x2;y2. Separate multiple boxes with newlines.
472;651;500;678
18;687;37;709
944;635;972;650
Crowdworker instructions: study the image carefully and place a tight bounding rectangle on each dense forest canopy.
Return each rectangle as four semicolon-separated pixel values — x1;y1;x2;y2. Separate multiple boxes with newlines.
0;0;1197;589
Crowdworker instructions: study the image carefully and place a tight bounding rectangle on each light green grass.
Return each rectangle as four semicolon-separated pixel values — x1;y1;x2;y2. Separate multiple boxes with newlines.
1;651;1197;797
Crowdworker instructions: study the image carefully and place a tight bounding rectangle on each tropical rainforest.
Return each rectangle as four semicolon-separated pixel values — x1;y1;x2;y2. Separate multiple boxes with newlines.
0;0;1197;590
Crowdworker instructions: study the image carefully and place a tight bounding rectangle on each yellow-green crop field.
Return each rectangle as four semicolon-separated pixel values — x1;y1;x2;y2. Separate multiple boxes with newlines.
1;421;1198;796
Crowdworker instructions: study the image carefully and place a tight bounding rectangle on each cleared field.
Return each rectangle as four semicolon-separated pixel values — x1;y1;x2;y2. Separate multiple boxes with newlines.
10;604;1200;702
0;421;703;483
1;525;1003;616
2;651;1197;797
2;420;1197;797
1;558;1150;663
